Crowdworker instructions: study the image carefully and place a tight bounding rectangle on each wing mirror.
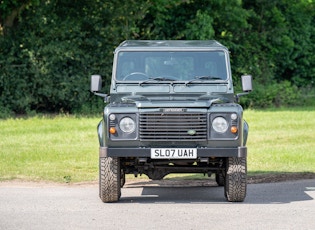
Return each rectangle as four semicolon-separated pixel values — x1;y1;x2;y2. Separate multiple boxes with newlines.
91;75;102;92
90;75;108;100
241;75;253;92
236;75;253;102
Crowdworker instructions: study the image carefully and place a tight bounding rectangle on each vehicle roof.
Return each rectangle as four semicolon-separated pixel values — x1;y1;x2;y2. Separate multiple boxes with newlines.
116;40;228;51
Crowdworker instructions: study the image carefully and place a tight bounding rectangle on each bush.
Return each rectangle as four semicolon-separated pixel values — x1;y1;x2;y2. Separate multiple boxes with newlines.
242;81;302;108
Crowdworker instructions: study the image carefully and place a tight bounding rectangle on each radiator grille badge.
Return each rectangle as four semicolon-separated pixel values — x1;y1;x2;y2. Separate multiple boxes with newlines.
187;130;196;135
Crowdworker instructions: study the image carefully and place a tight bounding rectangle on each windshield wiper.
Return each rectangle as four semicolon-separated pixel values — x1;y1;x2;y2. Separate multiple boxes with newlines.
185;76;222;86
139;77;176;86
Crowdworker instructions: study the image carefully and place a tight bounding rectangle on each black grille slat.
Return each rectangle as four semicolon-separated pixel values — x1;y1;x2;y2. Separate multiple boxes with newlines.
140;129;207;132
139;112;207;141
140;126;207;129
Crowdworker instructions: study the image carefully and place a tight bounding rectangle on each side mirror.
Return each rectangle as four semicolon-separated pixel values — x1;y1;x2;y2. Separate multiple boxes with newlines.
90;75;108;100
241;75;253;92
91;75;102;92
236;75;253;103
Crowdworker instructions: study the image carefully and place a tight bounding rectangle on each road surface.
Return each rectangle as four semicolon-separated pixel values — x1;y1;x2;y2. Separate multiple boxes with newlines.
0;179;314;230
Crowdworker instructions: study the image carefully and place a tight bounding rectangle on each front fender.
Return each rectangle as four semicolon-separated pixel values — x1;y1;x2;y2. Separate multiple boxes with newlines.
97;119;106;147
243;120;249;146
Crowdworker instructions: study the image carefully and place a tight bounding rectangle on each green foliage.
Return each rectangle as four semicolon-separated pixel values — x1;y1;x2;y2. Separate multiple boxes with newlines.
242;0;315;87
242;80;301;108
183;10;215;40
0;0;314;115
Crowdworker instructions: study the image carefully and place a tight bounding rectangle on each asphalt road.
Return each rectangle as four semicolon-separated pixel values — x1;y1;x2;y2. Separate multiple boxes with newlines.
0;179;314;230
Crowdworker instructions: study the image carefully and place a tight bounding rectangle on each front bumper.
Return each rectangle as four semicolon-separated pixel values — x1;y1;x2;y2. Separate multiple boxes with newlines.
99;146;247;158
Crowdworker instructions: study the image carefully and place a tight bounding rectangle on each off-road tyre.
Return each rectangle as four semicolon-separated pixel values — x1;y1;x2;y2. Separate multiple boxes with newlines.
99;157;121;203
224;157;247;202
215;173;225;186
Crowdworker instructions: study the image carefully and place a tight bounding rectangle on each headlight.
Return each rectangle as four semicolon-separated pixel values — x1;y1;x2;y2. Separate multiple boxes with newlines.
119;117;136;133
212;117;228;133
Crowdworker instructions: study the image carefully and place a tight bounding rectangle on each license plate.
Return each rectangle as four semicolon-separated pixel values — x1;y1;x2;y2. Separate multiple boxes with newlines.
151;148;197;159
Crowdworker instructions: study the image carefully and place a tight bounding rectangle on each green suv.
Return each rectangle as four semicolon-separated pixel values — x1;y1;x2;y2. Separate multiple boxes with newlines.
90;40;252;202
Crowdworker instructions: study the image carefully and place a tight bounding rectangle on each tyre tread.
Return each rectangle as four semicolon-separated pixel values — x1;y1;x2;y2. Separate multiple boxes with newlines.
99;157;121;203
225;157;247;202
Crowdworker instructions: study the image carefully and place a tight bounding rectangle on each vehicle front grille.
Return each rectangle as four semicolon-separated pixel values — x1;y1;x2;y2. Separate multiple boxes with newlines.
139;112;207;141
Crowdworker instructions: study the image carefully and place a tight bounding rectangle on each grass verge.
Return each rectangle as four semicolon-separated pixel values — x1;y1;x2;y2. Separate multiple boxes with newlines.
1;107;314;183
0;115;100;183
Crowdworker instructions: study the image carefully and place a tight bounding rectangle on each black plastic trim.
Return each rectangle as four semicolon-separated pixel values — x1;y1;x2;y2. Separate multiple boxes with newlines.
99;146;247;158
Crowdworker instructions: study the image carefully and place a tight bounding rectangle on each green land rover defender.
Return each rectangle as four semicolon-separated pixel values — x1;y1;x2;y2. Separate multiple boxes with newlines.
90;40;252;202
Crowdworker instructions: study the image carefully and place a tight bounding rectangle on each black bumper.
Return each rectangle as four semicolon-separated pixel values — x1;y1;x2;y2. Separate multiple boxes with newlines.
99;146;247;158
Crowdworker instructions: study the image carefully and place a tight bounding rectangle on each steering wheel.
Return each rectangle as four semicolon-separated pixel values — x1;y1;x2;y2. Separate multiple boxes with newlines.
123;72;149;80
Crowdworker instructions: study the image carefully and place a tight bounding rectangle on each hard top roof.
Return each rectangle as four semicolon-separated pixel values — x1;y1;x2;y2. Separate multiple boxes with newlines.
116;40;228;51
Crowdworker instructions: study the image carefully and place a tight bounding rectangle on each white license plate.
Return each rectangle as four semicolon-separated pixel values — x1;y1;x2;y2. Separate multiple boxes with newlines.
151;148;197;159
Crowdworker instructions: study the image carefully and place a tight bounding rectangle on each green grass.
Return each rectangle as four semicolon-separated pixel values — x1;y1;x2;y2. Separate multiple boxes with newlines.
245;107;315;174
0;115;100;183
0;108;315;183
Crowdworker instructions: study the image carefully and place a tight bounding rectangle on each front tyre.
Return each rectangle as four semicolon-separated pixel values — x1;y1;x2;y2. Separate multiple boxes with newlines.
224;157;247;202
99;157;121;203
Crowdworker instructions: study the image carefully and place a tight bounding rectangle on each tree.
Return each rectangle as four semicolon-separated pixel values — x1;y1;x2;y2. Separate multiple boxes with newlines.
0;0;314;115
0;0;40;35
0;0;152;114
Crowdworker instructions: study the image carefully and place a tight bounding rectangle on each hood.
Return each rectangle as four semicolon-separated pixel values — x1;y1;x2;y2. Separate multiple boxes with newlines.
111;93;235;108
110;83;235;108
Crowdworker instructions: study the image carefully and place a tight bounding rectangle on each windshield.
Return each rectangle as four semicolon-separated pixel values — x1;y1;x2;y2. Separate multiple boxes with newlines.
115;51;229;82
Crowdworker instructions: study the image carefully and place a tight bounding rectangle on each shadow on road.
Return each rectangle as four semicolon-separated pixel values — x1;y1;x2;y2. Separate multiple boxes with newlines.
120;179;315;204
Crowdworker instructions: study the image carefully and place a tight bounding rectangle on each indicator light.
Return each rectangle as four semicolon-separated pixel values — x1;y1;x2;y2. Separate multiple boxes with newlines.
109;127;116;134
231;126;238;134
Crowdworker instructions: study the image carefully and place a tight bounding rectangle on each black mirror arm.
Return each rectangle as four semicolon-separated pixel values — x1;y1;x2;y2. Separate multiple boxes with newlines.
235;92;250;103
90;90;110;103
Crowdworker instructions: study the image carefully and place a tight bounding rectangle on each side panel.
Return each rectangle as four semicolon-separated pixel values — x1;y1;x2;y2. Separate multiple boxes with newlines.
243;120;249;146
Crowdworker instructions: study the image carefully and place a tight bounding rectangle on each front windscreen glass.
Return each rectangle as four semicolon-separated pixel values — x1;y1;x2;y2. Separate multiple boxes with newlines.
115;51;228;82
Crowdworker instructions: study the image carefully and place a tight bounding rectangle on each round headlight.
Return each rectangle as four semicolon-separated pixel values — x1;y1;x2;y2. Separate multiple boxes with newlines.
212;117;228;133
109;114;116;121
119;117;136;133
231;113;238;120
